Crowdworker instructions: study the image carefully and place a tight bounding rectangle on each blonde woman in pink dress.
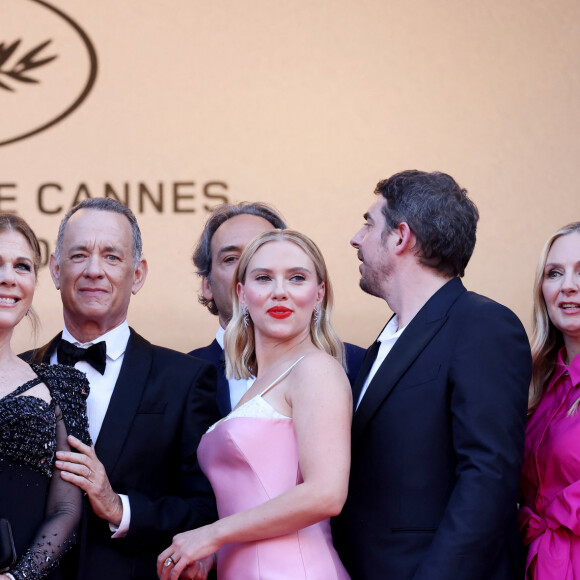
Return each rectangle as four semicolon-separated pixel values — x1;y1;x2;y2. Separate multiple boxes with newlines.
519;222;580;579
158;230;352;580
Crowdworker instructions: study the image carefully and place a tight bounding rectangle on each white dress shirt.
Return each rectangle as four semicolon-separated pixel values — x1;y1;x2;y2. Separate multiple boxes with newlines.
216;326;255;409
356;315;407;410
51;320;131;537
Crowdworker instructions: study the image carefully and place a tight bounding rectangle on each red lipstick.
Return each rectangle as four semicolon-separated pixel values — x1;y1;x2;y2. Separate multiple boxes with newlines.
268;306;292;319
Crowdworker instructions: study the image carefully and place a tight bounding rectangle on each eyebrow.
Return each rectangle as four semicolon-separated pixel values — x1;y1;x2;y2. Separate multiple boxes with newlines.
103;245;124;255
248;266;312;274
69;244;124;255
217;244;242;256
545;261;580;269
68;244;90;253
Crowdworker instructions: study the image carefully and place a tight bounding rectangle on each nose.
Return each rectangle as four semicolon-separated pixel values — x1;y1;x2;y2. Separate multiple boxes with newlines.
0;264;16;285
350;228;363;249
83;254;104;278
271;277;288;300
561;271;579;294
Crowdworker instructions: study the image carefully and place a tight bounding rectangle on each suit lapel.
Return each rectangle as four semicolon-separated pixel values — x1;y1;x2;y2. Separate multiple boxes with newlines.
352;278;466;449
216;346;232;416
28;333;61;364
351;338;383;403
204;339;231;416
95;329;152;474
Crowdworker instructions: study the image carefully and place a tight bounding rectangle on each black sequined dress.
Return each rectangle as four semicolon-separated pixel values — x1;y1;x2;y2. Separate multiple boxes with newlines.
0;363;90;580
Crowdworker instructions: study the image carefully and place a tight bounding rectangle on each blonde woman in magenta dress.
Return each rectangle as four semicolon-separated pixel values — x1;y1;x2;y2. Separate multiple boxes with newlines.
519;222;580;578
158;230;352;580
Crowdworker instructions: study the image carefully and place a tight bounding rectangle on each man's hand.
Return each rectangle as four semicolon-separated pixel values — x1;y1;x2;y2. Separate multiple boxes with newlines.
56;435;123;525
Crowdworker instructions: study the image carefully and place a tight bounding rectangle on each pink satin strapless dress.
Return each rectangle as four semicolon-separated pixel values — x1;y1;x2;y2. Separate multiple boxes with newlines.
197;391;350;580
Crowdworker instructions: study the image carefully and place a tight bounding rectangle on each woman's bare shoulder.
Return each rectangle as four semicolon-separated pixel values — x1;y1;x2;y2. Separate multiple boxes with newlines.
292;350;350;388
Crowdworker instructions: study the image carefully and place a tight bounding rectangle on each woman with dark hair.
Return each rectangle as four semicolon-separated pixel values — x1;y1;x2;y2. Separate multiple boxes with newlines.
0;213;91;580
519;222;580;578
159;230;351;579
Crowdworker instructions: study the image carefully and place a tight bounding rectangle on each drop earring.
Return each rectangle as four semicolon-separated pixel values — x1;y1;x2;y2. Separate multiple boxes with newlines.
313;305;321;324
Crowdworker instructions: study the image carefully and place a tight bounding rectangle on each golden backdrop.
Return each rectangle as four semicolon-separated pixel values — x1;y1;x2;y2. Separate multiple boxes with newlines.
2;0;579;354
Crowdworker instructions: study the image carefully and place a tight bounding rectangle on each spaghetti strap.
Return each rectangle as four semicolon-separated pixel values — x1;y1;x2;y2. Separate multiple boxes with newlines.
259;356;305;397
4;376;43;400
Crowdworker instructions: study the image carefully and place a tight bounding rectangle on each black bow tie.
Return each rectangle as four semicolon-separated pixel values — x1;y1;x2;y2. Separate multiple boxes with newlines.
57;339;107;375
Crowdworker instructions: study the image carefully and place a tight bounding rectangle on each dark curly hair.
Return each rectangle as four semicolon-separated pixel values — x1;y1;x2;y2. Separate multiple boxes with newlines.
375;170;479;277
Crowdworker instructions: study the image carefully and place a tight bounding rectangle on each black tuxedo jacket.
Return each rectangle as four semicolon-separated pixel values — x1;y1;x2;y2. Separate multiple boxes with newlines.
332;278;532;580
22;329;221;580
190;339;366;416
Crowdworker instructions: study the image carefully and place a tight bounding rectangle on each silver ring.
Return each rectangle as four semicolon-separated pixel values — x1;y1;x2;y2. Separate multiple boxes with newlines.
164;557;174;568
87;469;93;478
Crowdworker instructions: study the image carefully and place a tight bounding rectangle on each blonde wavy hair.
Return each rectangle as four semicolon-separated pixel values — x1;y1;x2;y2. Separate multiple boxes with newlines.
224;229;346;379
528;222;580;414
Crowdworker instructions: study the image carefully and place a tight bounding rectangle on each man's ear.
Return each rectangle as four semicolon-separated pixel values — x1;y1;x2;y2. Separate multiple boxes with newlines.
49;254;61;290
393;222;415;255
201;276;214;301
131;259;148;295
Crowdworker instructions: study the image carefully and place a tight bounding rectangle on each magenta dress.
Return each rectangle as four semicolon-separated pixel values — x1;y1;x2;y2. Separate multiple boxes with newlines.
519;348;580;579
197;359;350;580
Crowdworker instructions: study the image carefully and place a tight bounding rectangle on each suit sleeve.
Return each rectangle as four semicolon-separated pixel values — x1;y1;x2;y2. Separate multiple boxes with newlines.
412;302;532;580
122;361;220;551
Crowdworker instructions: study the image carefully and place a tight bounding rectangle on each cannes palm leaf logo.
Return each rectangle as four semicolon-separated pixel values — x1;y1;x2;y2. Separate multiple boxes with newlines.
0;39;57;91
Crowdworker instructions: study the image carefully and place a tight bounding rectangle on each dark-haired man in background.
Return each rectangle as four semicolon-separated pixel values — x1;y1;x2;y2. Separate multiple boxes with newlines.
190;201;365;416
332;170;532;579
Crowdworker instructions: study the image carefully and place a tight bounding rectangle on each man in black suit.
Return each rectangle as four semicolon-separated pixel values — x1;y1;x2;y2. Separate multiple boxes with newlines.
23;198;220;580
332;170;532;579
189;202;365;416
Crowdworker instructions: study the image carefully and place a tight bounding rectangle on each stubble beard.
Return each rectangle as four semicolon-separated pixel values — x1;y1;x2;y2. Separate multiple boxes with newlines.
359;274;383;299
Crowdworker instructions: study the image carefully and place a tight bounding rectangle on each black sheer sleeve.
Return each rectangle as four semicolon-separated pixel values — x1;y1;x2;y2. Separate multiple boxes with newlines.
9;405;83;580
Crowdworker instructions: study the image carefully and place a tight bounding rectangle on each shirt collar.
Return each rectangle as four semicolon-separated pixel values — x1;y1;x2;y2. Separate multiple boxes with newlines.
62;320;130;362
377;314;406;343
566;348;580;387
215;326;225;350
550;347;580;390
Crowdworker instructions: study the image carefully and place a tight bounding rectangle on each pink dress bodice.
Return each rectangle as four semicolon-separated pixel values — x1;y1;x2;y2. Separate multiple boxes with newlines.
197;361;349;579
